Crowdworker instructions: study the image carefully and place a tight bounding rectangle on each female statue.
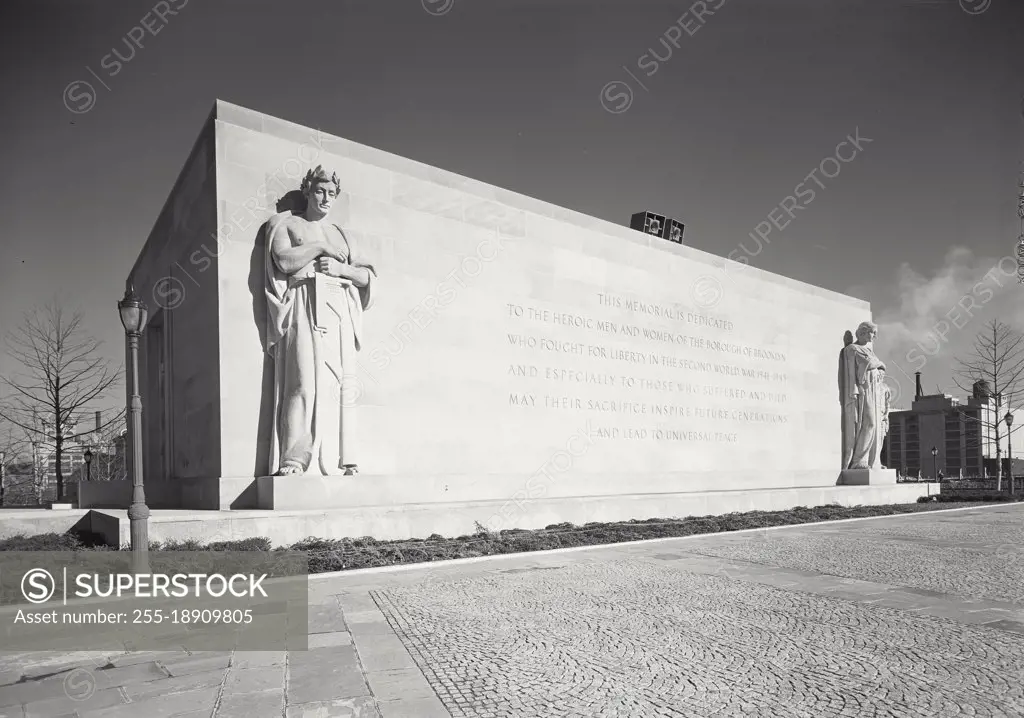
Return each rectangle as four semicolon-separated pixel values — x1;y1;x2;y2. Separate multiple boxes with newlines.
839;321;890;470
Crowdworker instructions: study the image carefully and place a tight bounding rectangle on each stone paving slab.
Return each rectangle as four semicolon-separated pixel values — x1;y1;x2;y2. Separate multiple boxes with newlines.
287;645;371;705
122;668;227;701
163;654;233;677
0;663;168;708
284;696;379;717
21;686;126;718
79;686;220;717
215;688;286;718
0;503;1020;716
376;695;450;718
307;631;352;649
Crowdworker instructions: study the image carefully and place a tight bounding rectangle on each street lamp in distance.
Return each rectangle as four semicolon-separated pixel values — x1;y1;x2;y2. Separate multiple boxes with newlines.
118;284;150;574
931;446;938;480
1005;411;1014;496
83;447;93;483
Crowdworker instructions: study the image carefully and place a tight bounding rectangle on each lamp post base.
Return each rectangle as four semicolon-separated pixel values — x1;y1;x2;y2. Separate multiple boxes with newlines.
128;502;150;573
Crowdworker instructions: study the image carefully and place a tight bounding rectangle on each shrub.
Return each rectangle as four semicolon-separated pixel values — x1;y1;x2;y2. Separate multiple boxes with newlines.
146;537;272;552
938;493;1021;503
544;522;575;531
4;499;1006;576
0;533;83;551
151;538;203;551
205;537;272;552
291;537;348;551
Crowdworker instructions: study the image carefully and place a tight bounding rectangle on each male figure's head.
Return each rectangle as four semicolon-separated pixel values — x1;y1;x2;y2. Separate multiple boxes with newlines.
300;165;341;220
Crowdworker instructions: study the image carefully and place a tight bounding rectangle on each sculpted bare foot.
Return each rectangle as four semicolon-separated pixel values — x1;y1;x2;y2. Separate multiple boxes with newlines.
342;464;358;476
275;464;303;476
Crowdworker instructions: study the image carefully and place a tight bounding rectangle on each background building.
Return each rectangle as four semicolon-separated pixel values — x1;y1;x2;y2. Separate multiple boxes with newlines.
0;411;126;506
885;373;1000;479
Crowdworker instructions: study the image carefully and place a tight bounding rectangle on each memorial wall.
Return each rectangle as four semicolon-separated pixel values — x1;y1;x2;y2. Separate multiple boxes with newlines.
132;101;872;505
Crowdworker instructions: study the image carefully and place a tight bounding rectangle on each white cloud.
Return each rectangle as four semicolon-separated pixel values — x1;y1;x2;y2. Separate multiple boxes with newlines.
873;245;1024;429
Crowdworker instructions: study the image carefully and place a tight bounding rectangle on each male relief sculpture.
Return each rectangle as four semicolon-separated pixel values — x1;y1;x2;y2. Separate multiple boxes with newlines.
265;166;377;476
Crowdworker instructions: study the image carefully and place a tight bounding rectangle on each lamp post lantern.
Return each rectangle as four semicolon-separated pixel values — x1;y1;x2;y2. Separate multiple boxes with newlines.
1005;411;1014;496
118;284;150;573
931;446;938;480
83;448;93;483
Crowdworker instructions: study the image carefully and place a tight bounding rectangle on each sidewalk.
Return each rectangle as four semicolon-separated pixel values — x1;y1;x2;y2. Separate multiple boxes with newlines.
0;586;435;718
1;502;1022;717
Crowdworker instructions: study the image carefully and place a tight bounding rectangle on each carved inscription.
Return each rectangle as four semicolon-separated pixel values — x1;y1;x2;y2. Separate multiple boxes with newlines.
504;294;793;445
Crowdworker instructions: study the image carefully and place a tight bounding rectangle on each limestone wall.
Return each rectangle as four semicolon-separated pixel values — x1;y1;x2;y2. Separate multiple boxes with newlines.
209;101;869;493
130;113;221;481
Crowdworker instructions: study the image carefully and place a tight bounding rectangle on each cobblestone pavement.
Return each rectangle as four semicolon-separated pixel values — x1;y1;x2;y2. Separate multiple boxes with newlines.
0;503;1021;717
373;561;1023;717
680;505;1024;604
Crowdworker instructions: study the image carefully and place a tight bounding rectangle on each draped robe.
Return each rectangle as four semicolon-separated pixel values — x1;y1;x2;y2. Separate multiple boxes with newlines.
839;341;889;470
264;211;376;475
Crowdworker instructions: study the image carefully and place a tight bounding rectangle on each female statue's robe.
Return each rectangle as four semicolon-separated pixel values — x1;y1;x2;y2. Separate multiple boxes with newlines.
264;212;376;475
839;341;888;470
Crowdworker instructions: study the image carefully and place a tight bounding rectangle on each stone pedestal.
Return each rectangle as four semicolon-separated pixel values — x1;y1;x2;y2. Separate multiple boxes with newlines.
838;468;898;486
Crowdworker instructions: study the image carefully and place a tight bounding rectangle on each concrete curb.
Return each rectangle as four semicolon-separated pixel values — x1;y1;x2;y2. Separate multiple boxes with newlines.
307;501;1019;582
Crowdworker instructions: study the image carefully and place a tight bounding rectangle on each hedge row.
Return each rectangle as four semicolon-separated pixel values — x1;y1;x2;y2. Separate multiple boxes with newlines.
1;499;1016;573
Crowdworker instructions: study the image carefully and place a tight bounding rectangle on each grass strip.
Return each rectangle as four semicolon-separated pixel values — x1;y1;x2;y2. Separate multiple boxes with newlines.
1;497;1017;573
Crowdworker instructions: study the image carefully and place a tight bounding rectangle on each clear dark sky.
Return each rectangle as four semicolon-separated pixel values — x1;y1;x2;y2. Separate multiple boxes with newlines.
0;0;1022;422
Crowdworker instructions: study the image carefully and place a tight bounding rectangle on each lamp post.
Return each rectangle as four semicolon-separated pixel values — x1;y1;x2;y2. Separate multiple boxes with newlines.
83;448;93;483
1005;411;1015;496
931;446;938;480
118;284;150;573
0;450;5;507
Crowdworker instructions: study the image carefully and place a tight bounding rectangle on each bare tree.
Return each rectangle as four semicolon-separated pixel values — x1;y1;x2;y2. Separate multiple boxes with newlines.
0;304;122;502
0;425;28;507
0;425;26;462
952;319;1024;491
